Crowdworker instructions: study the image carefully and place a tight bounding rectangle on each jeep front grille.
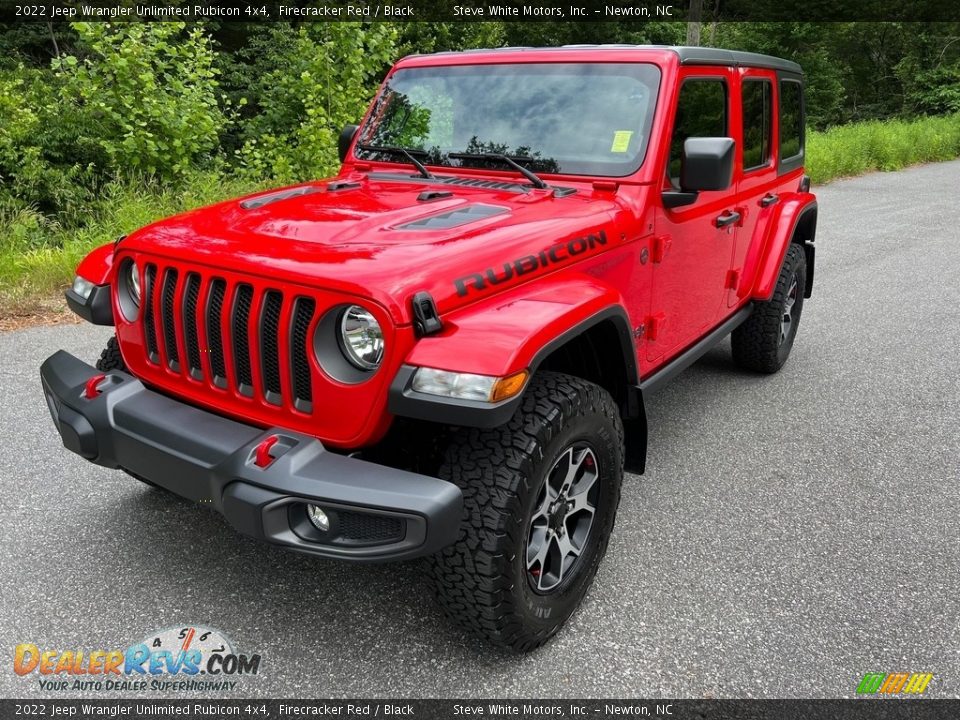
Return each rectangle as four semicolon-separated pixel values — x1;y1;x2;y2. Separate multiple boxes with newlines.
140;264;319;412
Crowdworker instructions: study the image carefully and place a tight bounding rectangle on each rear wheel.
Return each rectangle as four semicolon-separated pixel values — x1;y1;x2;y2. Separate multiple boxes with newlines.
732;243;807;373
425;371;624;651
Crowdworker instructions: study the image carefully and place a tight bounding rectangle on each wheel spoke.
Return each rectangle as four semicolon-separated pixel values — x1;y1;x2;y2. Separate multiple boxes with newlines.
548;448;574;496
526;526;550;570
568;490;596;516
531;485;551;522
556;532;580;561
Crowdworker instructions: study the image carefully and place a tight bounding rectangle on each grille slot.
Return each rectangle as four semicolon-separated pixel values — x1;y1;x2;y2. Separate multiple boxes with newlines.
143;264;159;363
183;273;202;380
291;298;315;413
260;290;283;405
232;285;254;395
206;279;227;388
160;269;179;370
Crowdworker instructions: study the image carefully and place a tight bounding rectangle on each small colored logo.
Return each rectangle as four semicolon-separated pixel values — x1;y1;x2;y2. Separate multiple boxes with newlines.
856;672;933;695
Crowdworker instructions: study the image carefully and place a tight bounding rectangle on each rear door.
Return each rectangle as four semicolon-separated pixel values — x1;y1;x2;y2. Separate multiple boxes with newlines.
649;67;738;363
729;69;777;307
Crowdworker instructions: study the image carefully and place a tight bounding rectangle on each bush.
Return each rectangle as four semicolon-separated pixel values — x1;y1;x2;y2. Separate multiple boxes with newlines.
52;23;225;178
233;24;396;184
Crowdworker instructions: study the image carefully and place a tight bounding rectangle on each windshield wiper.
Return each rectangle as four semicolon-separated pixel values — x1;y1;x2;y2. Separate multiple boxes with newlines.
447;152;549;190
356;143;433;179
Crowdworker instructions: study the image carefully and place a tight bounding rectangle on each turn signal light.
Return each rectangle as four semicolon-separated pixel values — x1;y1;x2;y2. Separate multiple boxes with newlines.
491;370;529;402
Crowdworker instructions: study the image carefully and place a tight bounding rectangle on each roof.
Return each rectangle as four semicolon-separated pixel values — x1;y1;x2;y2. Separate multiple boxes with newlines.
403;45;803;76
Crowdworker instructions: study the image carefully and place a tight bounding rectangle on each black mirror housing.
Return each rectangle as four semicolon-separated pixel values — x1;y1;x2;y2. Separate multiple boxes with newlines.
338;124;360;163
680;137;735;192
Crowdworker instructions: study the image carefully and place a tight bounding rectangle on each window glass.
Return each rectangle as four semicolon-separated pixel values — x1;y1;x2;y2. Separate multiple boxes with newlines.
742;79;772;170
356;63;662;177
779;80;803;159
668;79;727;182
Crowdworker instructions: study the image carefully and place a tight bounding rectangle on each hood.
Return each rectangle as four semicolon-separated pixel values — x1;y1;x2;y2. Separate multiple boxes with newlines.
122;173;629;324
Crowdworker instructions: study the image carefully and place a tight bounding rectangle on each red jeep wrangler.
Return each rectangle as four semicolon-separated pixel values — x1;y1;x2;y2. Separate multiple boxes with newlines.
41;46;817;651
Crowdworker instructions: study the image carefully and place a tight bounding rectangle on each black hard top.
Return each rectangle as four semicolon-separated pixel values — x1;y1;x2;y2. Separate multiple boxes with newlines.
420;44;803;76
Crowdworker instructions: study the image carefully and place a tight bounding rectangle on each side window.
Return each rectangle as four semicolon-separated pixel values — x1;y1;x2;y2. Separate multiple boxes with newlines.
668;79;727;183
779;79;804;161
741;79;772;171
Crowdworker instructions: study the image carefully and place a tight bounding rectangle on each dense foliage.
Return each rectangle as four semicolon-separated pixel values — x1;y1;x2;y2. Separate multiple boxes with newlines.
0;21;958;315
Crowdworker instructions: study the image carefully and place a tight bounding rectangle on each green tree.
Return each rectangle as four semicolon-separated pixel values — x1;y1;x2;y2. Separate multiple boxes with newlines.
51;22;225;177
233;23;397;183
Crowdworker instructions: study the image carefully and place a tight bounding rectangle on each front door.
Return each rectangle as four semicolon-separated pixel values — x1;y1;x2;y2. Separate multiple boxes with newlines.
649;69;738;364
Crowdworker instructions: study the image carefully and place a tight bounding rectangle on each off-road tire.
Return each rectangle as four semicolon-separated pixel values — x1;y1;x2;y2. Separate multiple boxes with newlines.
732;243;807;373
425;371;624;651
95;336;126;372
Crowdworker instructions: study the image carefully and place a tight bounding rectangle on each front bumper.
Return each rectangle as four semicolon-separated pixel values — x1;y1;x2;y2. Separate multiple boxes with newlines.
39;351;462;562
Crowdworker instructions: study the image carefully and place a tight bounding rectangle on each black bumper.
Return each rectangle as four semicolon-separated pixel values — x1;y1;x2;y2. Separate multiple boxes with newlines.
65;284;114;325
39;351;462;562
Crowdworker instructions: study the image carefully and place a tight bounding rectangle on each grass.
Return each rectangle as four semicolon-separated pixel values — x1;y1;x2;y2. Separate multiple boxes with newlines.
2;112;960;321
0;170;263;319
806;112;960;184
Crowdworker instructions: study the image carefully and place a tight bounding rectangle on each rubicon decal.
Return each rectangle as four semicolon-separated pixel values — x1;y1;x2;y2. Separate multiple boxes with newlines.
454;230;609;297
856;672;933;695
12;626;261;693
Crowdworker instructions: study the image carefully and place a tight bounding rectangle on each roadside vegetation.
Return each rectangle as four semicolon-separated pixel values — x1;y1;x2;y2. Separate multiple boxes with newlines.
1;21;959;319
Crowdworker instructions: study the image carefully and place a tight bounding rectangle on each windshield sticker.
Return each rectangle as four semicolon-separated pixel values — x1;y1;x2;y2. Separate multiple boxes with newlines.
610;131;634;153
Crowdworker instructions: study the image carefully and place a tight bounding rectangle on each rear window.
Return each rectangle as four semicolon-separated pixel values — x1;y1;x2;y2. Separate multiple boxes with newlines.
779;80;804;160
742;79;773;171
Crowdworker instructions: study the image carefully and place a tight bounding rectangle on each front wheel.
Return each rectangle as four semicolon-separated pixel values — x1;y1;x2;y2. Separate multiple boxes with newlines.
425;372;624;651
95;335;126;372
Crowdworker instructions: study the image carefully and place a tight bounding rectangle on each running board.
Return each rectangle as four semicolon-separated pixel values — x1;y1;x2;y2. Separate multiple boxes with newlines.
639;304;754;395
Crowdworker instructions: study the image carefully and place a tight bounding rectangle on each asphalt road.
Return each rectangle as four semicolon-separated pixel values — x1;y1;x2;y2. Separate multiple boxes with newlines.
1;160;959;700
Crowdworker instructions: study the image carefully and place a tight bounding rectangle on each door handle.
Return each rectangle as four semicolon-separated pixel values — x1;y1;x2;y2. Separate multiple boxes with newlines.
760;193;779;207
714;210;741;228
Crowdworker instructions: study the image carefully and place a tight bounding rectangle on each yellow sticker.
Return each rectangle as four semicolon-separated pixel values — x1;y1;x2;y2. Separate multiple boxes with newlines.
610;130;634;153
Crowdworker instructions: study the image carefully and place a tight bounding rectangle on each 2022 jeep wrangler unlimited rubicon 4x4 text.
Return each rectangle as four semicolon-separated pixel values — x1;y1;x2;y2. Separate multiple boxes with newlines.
42;46;817;651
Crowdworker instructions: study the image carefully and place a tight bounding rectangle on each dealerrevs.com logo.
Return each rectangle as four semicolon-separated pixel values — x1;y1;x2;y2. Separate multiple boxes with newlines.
13;626;261;693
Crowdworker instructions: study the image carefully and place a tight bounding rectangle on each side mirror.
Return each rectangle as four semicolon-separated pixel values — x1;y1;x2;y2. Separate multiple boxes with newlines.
663;137;735;209
338;124;360;163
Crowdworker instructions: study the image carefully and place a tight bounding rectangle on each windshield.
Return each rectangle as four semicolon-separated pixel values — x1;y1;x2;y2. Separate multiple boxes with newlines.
355;62;661;178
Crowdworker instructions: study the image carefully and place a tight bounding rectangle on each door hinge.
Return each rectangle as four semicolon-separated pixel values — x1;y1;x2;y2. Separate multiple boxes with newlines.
652;234;672;263
645;313;665;342
725;269;741;290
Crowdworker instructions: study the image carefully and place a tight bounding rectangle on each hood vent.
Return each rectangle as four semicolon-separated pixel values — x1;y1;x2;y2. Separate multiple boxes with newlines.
397;203;508;231
240;185;323;210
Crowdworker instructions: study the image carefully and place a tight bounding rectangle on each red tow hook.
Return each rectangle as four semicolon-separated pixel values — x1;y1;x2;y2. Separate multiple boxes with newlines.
254;435;279;468
84;374;107;399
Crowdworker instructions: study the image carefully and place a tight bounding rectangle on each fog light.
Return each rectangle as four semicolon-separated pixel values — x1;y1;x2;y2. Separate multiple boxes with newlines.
307;504;330;532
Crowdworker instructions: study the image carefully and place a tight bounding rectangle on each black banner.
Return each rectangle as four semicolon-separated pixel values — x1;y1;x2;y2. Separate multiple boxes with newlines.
2;0;960;23
1;700;959;720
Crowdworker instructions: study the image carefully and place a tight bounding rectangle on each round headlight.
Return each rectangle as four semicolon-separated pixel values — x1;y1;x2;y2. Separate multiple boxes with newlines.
338;305;384;370
128;261;141;307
